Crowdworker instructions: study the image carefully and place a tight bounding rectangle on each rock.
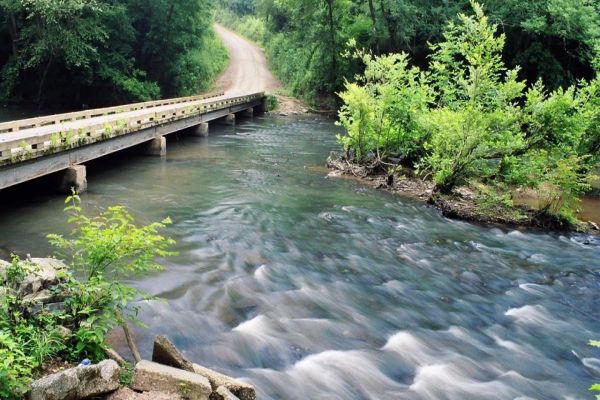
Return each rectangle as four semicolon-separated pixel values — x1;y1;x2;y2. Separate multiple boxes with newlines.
23;289;54;304
0;259;10;283
193;364;256;400
152;335;194;372
29;359;120;400
589;221;600;231
56;326;72;340
18;258;68;296
106;387;183;400
542;275;556;285
132;360;211;400
214;386;240;400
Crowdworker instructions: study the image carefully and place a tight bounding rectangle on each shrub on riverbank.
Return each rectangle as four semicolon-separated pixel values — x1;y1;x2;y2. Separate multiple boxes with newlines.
336;2;599;224
0;194;175;399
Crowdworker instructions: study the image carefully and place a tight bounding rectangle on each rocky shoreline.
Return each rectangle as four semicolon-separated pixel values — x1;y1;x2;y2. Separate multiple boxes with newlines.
29;335;255;400
0;258;256;400
327;156;600;235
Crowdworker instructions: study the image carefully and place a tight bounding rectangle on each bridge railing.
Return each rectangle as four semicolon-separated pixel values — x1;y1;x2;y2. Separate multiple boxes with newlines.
0;92;264;167
0;91;225;134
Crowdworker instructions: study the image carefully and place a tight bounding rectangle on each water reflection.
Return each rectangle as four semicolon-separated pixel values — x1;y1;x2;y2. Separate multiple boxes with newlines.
0;115;599;399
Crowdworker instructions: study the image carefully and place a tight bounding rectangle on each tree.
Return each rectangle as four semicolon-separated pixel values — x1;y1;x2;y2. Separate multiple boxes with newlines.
336;2;599;221
0;0;226;106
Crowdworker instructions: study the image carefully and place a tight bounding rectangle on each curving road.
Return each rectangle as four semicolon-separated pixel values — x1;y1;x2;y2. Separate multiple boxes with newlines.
214;24;281;95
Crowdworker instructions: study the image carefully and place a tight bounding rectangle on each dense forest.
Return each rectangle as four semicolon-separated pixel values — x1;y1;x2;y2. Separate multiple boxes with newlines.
219;0;600;226
220;0;600;105
0;0;227;108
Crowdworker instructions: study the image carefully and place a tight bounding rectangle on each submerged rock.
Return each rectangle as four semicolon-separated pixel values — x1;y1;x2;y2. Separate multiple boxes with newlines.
461;271;483;286
132;360;211;400
29;359;120;400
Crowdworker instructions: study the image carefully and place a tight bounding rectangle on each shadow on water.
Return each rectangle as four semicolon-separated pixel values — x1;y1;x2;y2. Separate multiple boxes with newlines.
1;115;600;399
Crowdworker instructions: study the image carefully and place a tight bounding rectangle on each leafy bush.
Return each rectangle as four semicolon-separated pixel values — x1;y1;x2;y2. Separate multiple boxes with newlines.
336;1;599;222
48;193;176;359
0;258;66;399
0;194;176;398
337;49;432;164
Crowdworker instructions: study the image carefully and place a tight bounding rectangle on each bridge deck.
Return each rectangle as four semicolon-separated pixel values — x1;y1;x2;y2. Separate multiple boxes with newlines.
0;91;265;190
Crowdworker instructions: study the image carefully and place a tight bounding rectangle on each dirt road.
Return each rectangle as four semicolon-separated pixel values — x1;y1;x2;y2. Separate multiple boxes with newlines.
214;25;281;95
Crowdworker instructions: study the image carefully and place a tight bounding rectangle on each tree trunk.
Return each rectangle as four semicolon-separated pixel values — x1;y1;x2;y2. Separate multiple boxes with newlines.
378;0;397;51
367;0;377;26
367;0;379;53
116;309;142;364
36;57;53;108
8;13;18;56
325;0;337;85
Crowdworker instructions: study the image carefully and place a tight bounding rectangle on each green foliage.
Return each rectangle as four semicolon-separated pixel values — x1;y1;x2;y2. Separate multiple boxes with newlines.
219;0;599;104
265;94;278;111
48;193;176;357
0;257;65;399
336;2;599;222
0;195;176;398
590;340;600;399
337;48;432;164
0;0;226;106
119;361;134;386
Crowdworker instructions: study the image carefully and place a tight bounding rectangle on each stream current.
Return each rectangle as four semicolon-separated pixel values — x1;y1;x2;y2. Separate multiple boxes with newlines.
1;115;599;399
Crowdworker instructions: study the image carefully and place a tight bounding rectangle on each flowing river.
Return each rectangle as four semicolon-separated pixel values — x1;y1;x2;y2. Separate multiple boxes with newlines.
1;115;600;399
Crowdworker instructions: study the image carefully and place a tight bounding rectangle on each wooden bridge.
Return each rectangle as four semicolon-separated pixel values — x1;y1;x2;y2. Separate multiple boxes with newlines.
0;92;266;192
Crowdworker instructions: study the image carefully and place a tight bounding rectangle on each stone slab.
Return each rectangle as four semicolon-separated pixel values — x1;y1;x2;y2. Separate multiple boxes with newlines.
29;360;120;400
192;364;255;400
152;335;194;372
132;360;211;400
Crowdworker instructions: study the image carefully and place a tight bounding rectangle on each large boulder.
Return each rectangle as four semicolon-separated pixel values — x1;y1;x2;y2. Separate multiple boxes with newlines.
29;360;120;400
152;335;194;372
192;364;256;400
132;360;212;400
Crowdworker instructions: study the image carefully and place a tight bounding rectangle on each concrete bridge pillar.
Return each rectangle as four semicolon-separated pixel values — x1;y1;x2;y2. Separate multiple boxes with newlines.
243;108;254;118
60;165;87;194
192;123;209;137
142;137;166;156
225;113;236;125
256;98;268;113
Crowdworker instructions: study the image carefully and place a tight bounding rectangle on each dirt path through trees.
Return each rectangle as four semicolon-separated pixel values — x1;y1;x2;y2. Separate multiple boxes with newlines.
214;24;281;95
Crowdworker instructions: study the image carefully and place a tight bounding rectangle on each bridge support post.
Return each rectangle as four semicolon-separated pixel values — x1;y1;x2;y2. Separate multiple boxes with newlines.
192;123;209;137
256;98;268;113
60;165;87;194
243;108;254;118
141;137;166;156
225;113;236;125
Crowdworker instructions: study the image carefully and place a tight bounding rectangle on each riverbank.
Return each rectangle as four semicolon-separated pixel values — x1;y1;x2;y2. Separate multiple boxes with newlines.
327;155;600;235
